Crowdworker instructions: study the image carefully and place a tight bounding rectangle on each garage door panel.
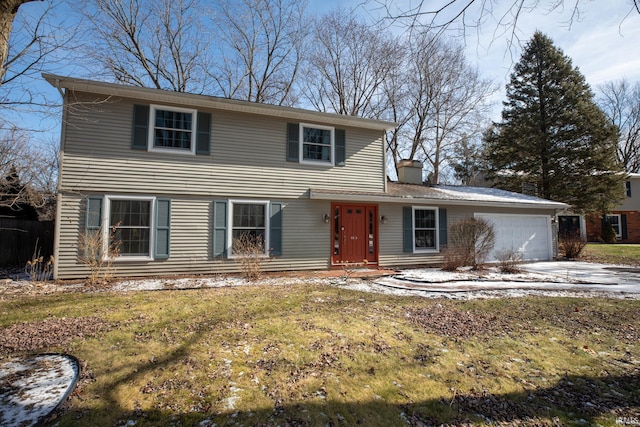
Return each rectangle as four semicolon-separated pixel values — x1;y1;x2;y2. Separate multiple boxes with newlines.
474;213;551;261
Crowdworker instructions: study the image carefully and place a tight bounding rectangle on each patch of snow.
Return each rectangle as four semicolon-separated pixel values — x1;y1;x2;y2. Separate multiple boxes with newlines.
436;185;566;206
0;354;79;427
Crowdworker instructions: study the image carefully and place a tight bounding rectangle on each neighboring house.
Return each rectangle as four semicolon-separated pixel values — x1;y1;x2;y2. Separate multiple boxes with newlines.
45;74;568;280
583;173;640;243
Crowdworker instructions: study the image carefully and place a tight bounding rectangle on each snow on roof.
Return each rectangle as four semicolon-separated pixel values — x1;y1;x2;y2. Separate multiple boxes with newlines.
309;182;568;209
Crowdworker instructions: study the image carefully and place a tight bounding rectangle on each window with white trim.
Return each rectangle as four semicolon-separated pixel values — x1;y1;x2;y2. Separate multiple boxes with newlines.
229;200;270;256
149;105;197;154
605;214;622;239
413;207;439;252
106;196;155;259
300;123;334;164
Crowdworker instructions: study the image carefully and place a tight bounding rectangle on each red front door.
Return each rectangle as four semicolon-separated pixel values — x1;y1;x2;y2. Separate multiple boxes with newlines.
332;203;378;266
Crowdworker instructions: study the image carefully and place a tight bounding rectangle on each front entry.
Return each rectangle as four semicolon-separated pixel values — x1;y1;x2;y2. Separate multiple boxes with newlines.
331;203;378;266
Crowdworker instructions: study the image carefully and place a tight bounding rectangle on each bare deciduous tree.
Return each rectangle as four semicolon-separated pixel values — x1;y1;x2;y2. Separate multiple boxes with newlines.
0;127;57;217
598;79;640;173
82;0;211;93
302;9;402;118
208;0;308;105
394;33;495;184
1;0;77;121
371;0;639;48
0;0;41;85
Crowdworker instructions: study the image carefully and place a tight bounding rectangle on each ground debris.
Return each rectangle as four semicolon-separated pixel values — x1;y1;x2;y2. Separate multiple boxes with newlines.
0;317;106;354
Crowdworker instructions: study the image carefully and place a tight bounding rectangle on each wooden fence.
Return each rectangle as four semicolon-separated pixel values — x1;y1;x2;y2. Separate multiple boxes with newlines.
0;219;54;268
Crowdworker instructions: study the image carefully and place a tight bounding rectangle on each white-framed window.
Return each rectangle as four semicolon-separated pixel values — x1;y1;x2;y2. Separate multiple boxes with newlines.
413;206;439;252
105;196;155;260
605;214;622;239
299;123;334;165
148;104;197;154
228;200;270;257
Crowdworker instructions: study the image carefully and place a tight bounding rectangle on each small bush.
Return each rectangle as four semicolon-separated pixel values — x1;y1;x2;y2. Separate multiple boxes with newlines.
601;221;617;244
79;225;120;284
559;231;587;259
232;233;267;280
441;246;465;271
448;217;496;269
496;249;523;273
25;241;54;282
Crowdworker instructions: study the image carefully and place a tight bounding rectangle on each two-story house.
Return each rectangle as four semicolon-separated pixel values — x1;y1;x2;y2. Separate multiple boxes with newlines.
45;74;567;279
583;173;640;243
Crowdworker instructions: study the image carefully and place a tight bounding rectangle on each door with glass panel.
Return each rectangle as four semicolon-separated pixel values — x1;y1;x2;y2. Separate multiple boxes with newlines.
331;203;378;266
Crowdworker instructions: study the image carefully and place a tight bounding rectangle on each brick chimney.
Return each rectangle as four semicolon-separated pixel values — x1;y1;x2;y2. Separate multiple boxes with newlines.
397;159;423;185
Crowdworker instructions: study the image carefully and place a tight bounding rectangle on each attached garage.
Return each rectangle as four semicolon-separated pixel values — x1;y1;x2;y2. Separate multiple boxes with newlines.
475;213;552;261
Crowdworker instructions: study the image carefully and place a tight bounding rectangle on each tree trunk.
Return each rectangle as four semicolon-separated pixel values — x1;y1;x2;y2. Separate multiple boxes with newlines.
0;0;41;85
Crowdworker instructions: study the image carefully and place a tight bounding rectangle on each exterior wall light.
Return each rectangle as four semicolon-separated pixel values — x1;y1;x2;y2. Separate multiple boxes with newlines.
323;214;331;223
380;215;387;224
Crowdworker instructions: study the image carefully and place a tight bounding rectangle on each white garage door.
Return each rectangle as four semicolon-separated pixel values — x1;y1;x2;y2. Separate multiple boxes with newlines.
474;213;552;261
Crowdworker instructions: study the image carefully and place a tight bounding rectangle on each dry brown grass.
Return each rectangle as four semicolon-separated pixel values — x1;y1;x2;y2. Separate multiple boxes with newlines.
1;284;639;426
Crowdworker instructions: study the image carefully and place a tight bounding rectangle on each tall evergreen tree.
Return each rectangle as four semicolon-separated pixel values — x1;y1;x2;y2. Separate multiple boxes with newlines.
485;31;626;214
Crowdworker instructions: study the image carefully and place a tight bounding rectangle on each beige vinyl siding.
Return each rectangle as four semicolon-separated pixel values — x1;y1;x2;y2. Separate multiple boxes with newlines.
56;193;333;279
619;176;640;211
60;92;386;198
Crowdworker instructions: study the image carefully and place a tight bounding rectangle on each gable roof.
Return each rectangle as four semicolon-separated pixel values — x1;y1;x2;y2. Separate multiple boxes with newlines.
310;182;569;210
43;74;396;131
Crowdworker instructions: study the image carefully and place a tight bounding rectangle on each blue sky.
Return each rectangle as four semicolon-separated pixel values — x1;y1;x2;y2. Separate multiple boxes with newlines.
6;0;640;145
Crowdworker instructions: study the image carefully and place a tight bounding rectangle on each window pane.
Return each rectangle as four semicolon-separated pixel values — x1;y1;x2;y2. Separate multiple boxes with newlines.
153;109;192;149
303;127;331;145
110;200;150;227
414;209;435;229
155;110;192;130
109;200;151;257
303;144;331;161
113;228;150;256
415;230;436;249
233;204;265;228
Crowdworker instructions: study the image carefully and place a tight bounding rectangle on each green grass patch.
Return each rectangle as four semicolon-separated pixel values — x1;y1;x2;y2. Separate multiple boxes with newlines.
581;243;640;266
1;284;639;426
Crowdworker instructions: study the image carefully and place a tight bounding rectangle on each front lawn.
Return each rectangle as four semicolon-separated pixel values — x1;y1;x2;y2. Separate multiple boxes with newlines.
581;243;640;266
1;283;639;426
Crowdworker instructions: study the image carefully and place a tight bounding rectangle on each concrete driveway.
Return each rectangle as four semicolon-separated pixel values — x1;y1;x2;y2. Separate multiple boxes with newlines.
521;261;640;291
370;261;640;298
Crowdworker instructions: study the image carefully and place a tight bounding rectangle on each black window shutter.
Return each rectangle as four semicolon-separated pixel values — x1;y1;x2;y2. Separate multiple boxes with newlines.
403;206;413;253
270;203;283;256
335;128;346;166
213;200;228;258
196;112;211;155
439;208;447;248
154;198;171;259
132;105;150;150
287;123;299;162
621;214;628;240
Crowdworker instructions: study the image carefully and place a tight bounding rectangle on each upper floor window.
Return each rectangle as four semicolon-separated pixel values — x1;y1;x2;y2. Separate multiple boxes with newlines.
300;123;334;165
149;105;197;154
626;181;632;197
